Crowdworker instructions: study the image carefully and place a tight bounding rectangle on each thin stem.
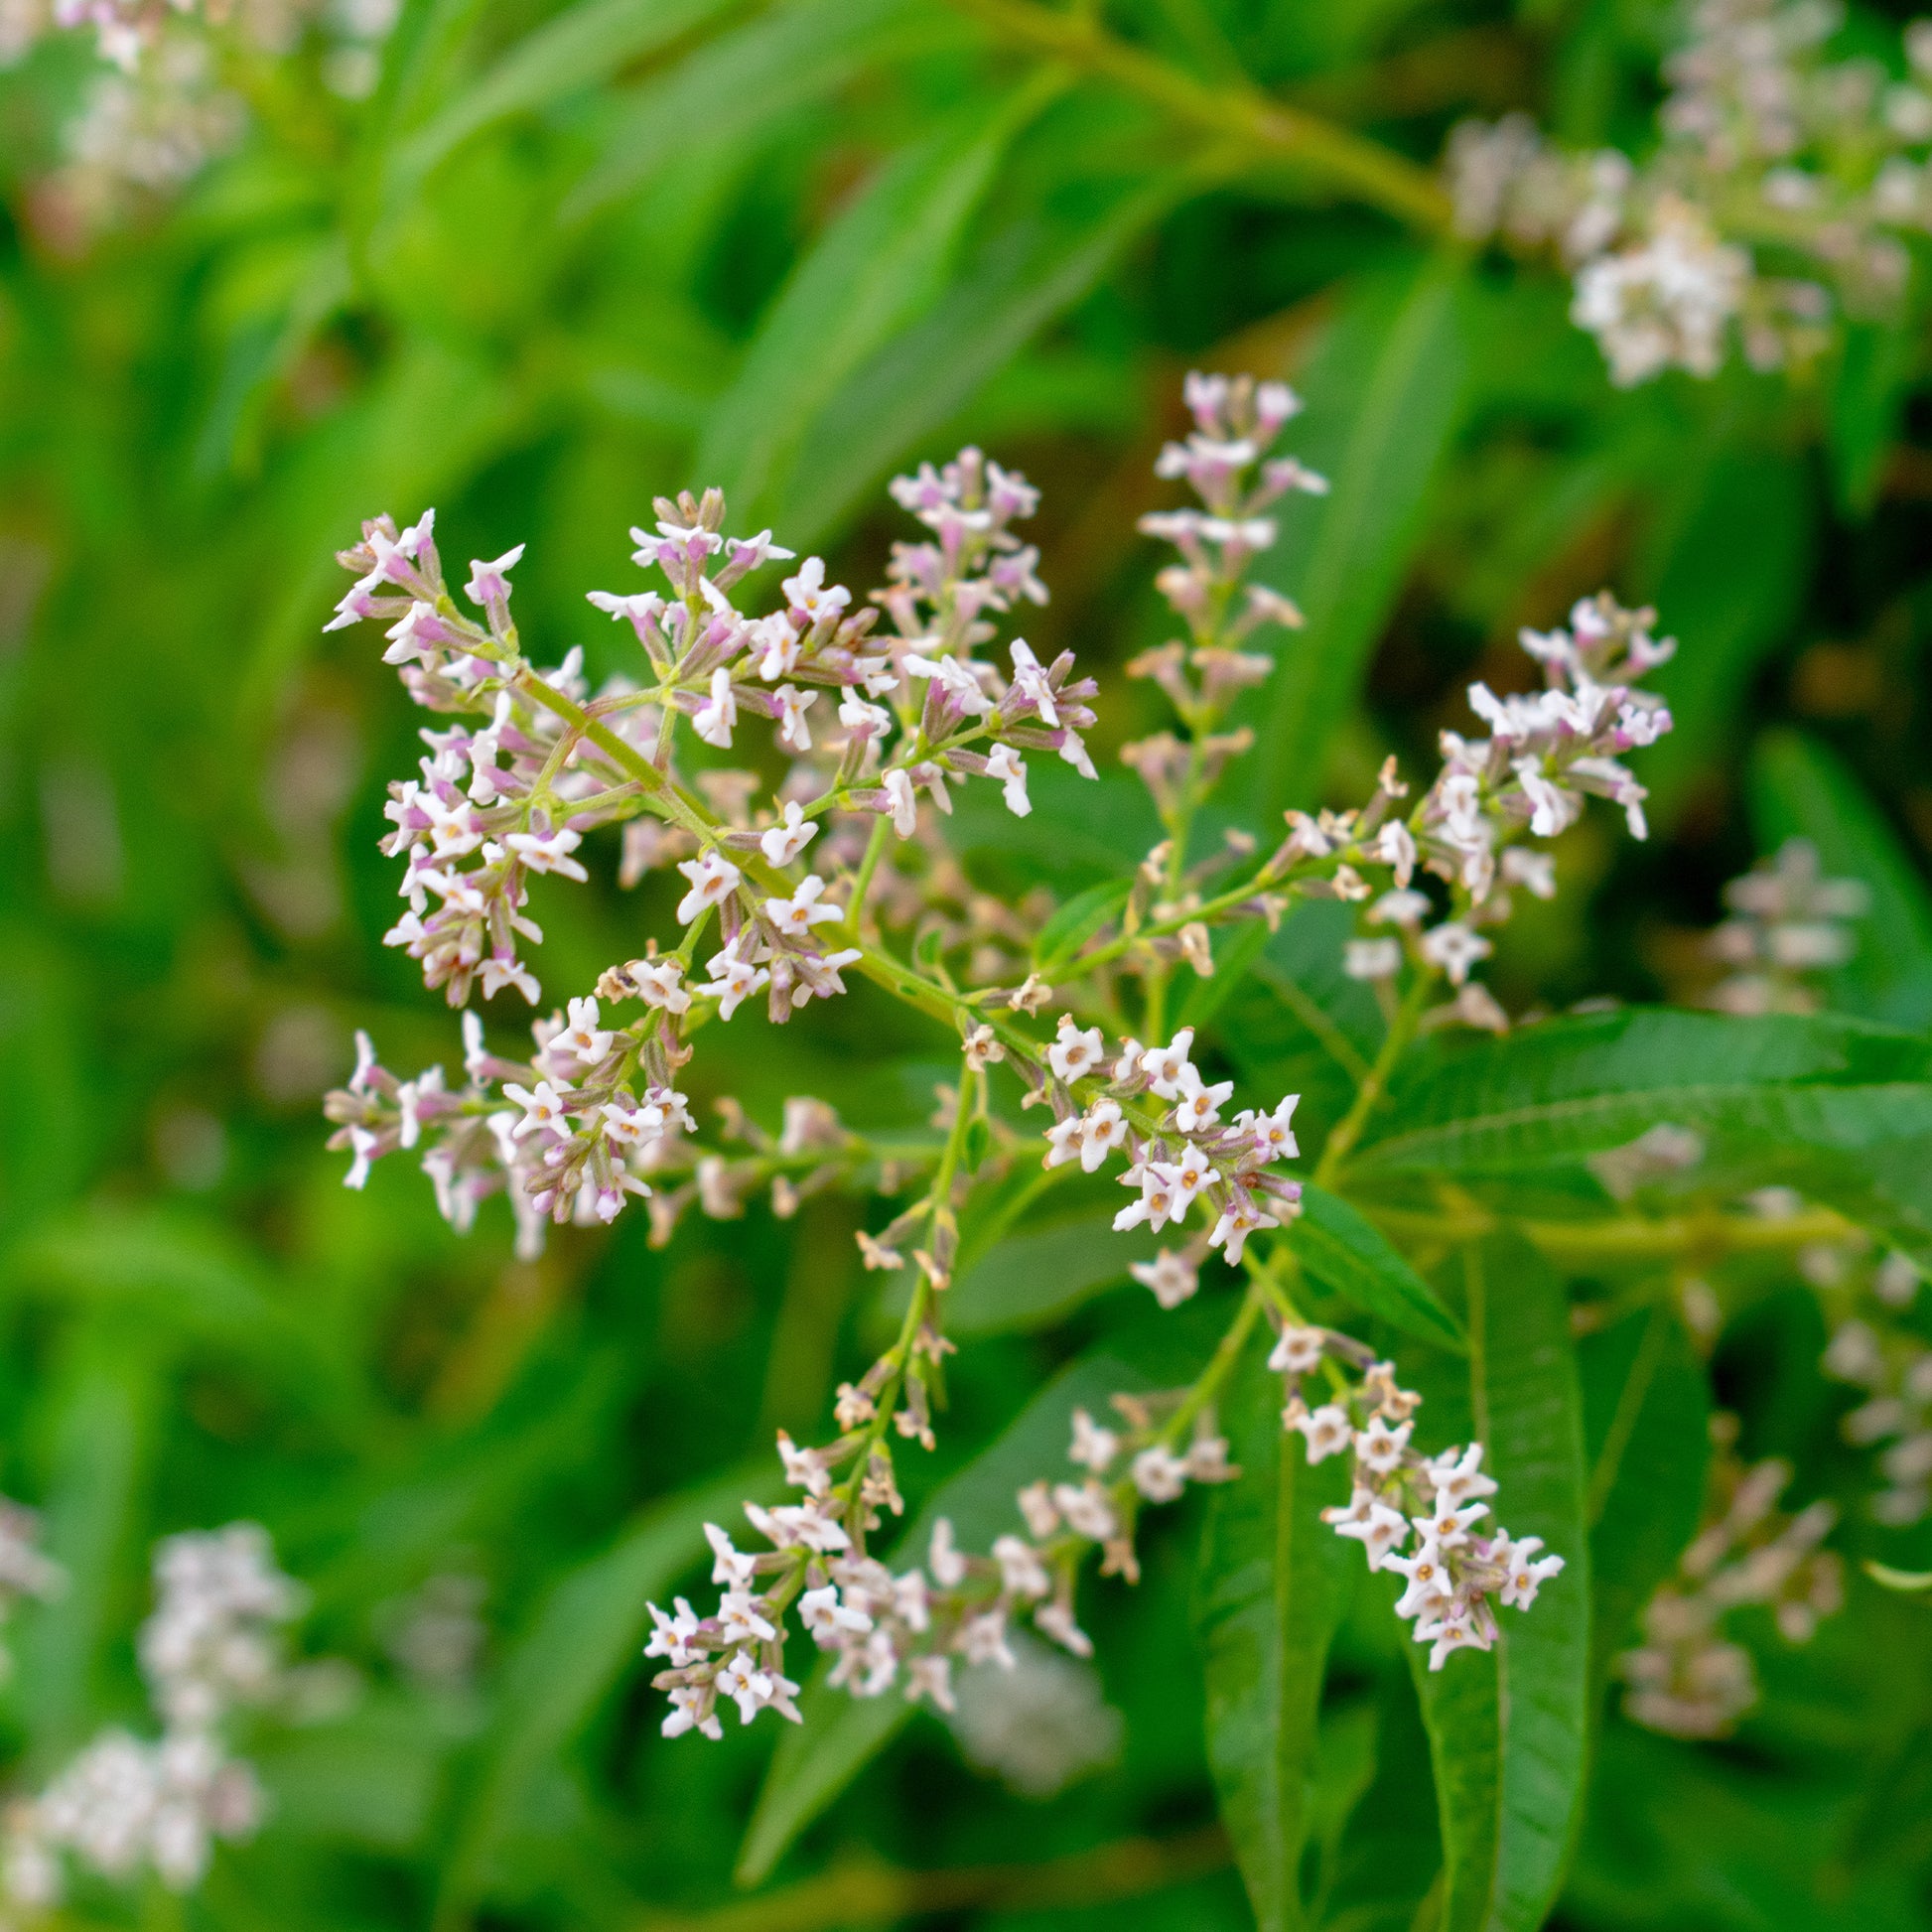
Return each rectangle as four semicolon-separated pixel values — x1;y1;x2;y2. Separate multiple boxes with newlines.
942;0;1452;231
1368;1200;1858;1265
846;813;893;936
1312;968;1434;1187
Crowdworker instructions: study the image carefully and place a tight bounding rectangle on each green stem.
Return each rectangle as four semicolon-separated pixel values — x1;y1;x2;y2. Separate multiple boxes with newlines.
1312;967;1434;1187
942;0;1452;231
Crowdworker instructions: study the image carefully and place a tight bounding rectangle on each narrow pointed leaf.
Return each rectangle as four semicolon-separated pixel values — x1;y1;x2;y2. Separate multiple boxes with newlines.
697;85;1051;527
1751;728;1932;1033
1297;1184;1463;1350
1409;1233;1589;1932
1251;253;1470;823
1194;1331;1356;1931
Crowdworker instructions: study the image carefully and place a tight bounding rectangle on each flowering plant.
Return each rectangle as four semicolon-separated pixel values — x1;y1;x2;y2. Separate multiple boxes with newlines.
294;359;1932;1928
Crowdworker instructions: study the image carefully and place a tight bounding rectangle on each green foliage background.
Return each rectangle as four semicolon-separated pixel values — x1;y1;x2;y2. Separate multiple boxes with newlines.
1;0;1931;1927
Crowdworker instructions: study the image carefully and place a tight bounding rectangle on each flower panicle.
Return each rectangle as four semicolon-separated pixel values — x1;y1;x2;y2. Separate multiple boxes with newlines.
1273;1323;1566;1668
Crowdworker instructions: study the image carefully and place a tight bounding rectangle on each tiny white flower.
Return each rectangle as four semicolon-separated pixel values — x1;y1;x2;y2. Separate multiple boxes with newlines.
1017;1481;1060;1539
929;1518;967;1588
1353;1416;1412;1476
1420;922;1492;987
773;683;817;752
1344;937;1402;981
1067;1409;1119;1473
631;959;691;1014
1130;1248;1198;1309
1075;1098;1129;1172
502;1080;571;1139
1048;1015;1106;1083
558;995;612;1064
1132;1446;1188;1502
799;1585;872;1645
1042;1115;1084;1170
881;768;917;837
763;875;842;936
1172;1063;1233;1133
675;850;743;924
1268;1326;1325;1376
692;667;739;749
1494;1535;1565;1610
1139;1028;1196;1100
643;1596;702;1665
1289;1403;1352;1462
782;556;851;622
759;800;817;866
1051;1479;1118;1541
984;743;1032;816
992;1534;1050;1599
702;935;768;1020
1322;1489;1411;1570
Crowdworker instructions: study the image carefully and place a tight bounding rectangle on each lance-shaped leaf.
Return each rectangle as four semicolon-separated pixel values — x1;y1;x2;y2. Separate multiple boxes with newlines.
1345;1009;1932;1259
1297;1184;1463;1351
1750;728;1932;1034
1193;1330;1356;1931
695;82;1056;530
386;0;744;197
1407;1233;1590;1932
1579;1304;1710;1690
1633;441;1810;822
1249;252;1471;824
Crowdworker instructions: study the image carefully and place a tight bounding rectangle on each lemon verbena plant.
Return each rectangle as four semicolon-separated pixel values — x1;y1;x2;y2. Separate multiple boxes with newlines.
315;366;1931;1924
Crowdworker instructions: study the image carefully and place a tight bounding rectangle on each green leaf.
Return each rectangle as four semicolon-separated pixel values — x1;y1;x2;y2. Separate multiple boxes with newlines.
1296;1185;1462;1351
695;84;1054;527
944;1207;1161;1337
737;1341;1161;1883
1634;444;1810;822
1193;1330;1357;1931
777;171;1185;545
1033;878;1133;975
1578;1304;1710;1686
437;1464;769;1920
1408;1234;1590;1932
563;0;960;221
1251;252;1471;823
1750;728;1932;1033
18;1334;160;1754
1828;321;1916;520
1347;1009;1932;1258
388;0;743;195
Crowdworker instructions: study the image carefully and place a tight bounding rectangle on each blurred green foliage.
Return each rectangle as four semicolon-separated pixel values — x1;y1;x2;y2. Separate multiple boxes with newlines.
2;0;1932;1927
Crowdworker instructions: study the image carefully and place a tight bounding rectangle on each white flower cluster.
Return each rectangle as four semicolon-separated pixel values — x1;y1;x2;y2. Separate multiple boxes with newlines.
1447;0;1932;383
1618;1420;1841;1737
3;0;397;235
325;1018;890;1259
1;1525;305;1911
1039;1020;1303;1267
1120;373;1320;968
324;452;1103;1243
1814;1242;1932;1524
1325;593;1674;1027
645;1398;1235;1740
1274;1325;1564;1670
1704;836;1868;1015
